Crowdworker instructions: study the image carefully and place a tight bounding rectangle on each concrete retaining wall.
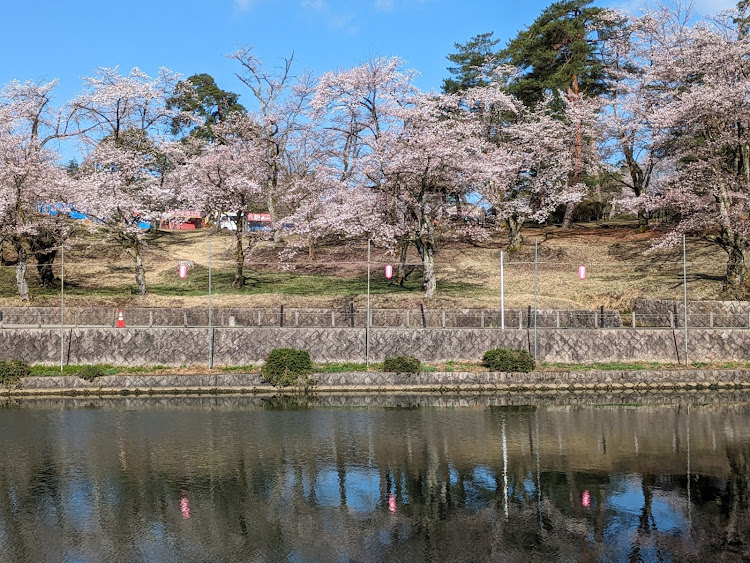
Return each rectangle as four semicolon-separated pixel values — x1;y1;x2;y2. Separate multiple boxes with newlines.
11;369;750;396
1;326;750;366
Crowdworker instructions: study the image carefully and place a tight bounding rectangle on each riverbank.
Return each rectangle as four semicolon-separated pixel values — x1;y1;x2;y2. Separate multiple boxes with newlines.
7;368;750;396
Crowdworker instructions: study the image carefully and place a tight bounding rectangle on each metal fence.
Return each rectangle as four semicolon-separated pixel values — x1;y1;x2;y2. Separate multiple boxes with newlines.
0;306;623;329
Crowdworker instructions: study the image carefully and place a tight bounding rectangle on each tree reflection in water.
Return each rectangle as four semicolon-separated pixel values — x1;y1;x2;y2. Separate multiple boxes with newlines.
0;395;750;561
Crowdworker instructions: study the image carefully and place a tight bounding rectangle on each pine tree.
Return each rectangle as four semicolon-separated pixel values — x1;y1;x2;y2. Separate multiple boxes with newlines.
500;0;615;227
167;73;246;141
442;32;501;94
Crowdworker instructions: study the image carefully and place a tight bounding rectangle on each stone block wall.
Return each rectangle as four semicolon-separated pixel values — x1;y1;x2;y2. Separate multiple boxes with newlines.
1;326;750;366
14;369;750;395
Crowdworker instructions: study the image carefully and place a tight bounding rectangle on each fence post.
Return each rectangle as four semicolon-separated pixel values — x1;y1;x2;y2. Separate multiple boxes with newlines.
350;303;355;328
631;311;635;328
75;311;79;327
331;311;335;328
183;312;188;327
295;310;299;327
600;305;605;329
280;305;284;327
556;311;560;329
669;311;675;328
710;311;714;328
441;310;446;328
519;310;522;330
420;303;427;328
406;310;410;328
258;310;262;326
481;310;485;328
149;311;153;327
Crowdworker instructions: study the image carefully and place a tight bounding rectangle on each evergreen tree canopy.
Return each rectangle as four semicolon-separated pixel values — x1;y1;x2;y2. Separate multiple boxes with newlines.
167;73;246;141
500;0;614;108
442;32;501;93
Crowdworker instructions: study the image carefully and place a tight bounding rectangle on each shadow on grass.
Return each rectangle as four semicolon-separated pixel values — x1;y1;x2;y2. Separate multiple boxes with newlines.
147;268;487;298
0;259;491;300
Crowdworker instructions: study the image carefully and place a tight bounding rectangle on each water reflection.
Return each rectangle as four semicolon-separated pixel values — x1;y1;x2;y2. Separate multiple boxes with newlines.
1;394;750;560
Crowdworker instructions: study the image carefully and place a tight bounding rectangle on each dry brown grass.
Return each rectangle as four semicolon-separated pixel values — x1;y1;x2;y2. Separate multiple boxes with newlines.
0;222;734;311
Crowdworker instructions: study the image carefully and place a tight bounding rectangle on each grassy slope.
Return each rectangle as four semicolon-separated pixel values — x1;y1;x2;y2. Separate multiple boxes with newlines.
0;222;732;311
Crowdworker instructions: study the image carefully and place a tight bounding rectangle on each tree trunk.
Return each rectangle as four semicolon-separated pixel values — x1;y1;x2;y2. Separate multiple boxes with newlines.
134;249;148;296
637;209;648;229
395;239;413;286
414;238;436;298
232;212;247;289
563;77;583;230
15;252;29;302
561;201;576;229
506;216;523;252
724;242;747;293
35;248;58;287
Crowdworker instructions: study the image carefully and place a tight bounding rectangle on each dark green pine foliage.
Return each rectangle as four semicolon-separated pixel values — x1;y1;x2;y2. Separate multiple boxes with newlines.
736;0;750;37
167;73;246;141
442;32;502;93
500;0;613;109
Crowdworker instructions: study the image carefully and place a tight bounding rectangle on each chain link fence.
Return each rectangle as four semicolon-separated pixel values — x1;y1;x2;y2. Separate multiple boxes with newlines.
0;305;623;329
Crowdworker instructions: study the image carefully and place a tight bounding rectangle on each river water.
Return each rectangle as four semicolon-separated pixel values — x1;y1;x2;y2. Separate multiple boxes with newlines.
1;393;749;561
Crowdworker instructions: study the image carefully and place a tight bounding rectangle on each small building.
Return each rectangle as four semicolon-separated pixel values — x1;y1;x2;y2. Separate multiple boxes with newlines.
161;210;205;230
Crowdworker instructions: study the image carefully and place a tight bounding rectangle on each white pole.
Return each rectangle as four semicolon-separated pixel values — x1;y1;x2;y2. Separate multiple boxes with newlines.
60;242;64;373
366;239;371;368
500;250;505;330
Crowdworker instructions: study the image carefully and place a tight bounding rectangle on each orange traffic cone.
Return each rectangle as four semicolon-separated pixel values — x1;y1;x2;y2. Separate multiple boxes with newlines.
116;309;125;328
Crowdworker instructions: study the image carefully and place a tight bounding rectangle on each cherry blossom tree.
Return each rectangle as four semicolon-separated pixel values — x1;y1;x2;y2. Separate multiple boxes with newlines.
71;67;181;295
597;8;687;228
311;58;497;297
0;79;77;301
229;47;314;243
632;6;750;293
270;122;384;261
173;117;267;288
469;86;594;251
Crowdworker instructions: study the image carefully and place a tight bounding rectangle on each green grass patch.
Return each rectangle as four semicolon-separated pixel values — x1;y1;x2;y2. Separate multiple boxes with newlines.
541;361;668;371
29;364;172;376
221;364;258;372
313;362;369;373
443;361;480;372
15;263;489;300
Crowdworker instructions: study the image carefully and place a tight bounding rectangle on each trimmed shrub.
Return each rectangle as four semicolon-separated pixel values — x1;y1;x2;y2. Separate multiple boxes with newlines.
482;348;536;372
0;360;30;386
77;365;105;382
261;348;313;387
383;356;421;374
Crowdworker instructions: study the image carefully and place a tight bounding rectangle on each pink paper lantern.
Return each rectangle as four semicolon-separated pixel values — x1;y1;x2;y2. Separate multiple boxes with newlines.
385;264;393;279
578;265;586;280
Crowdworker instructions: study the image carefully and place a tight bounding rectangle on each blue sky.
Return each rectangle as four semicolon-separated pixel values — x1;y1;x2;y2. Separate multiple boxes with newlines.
1;0;734;117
